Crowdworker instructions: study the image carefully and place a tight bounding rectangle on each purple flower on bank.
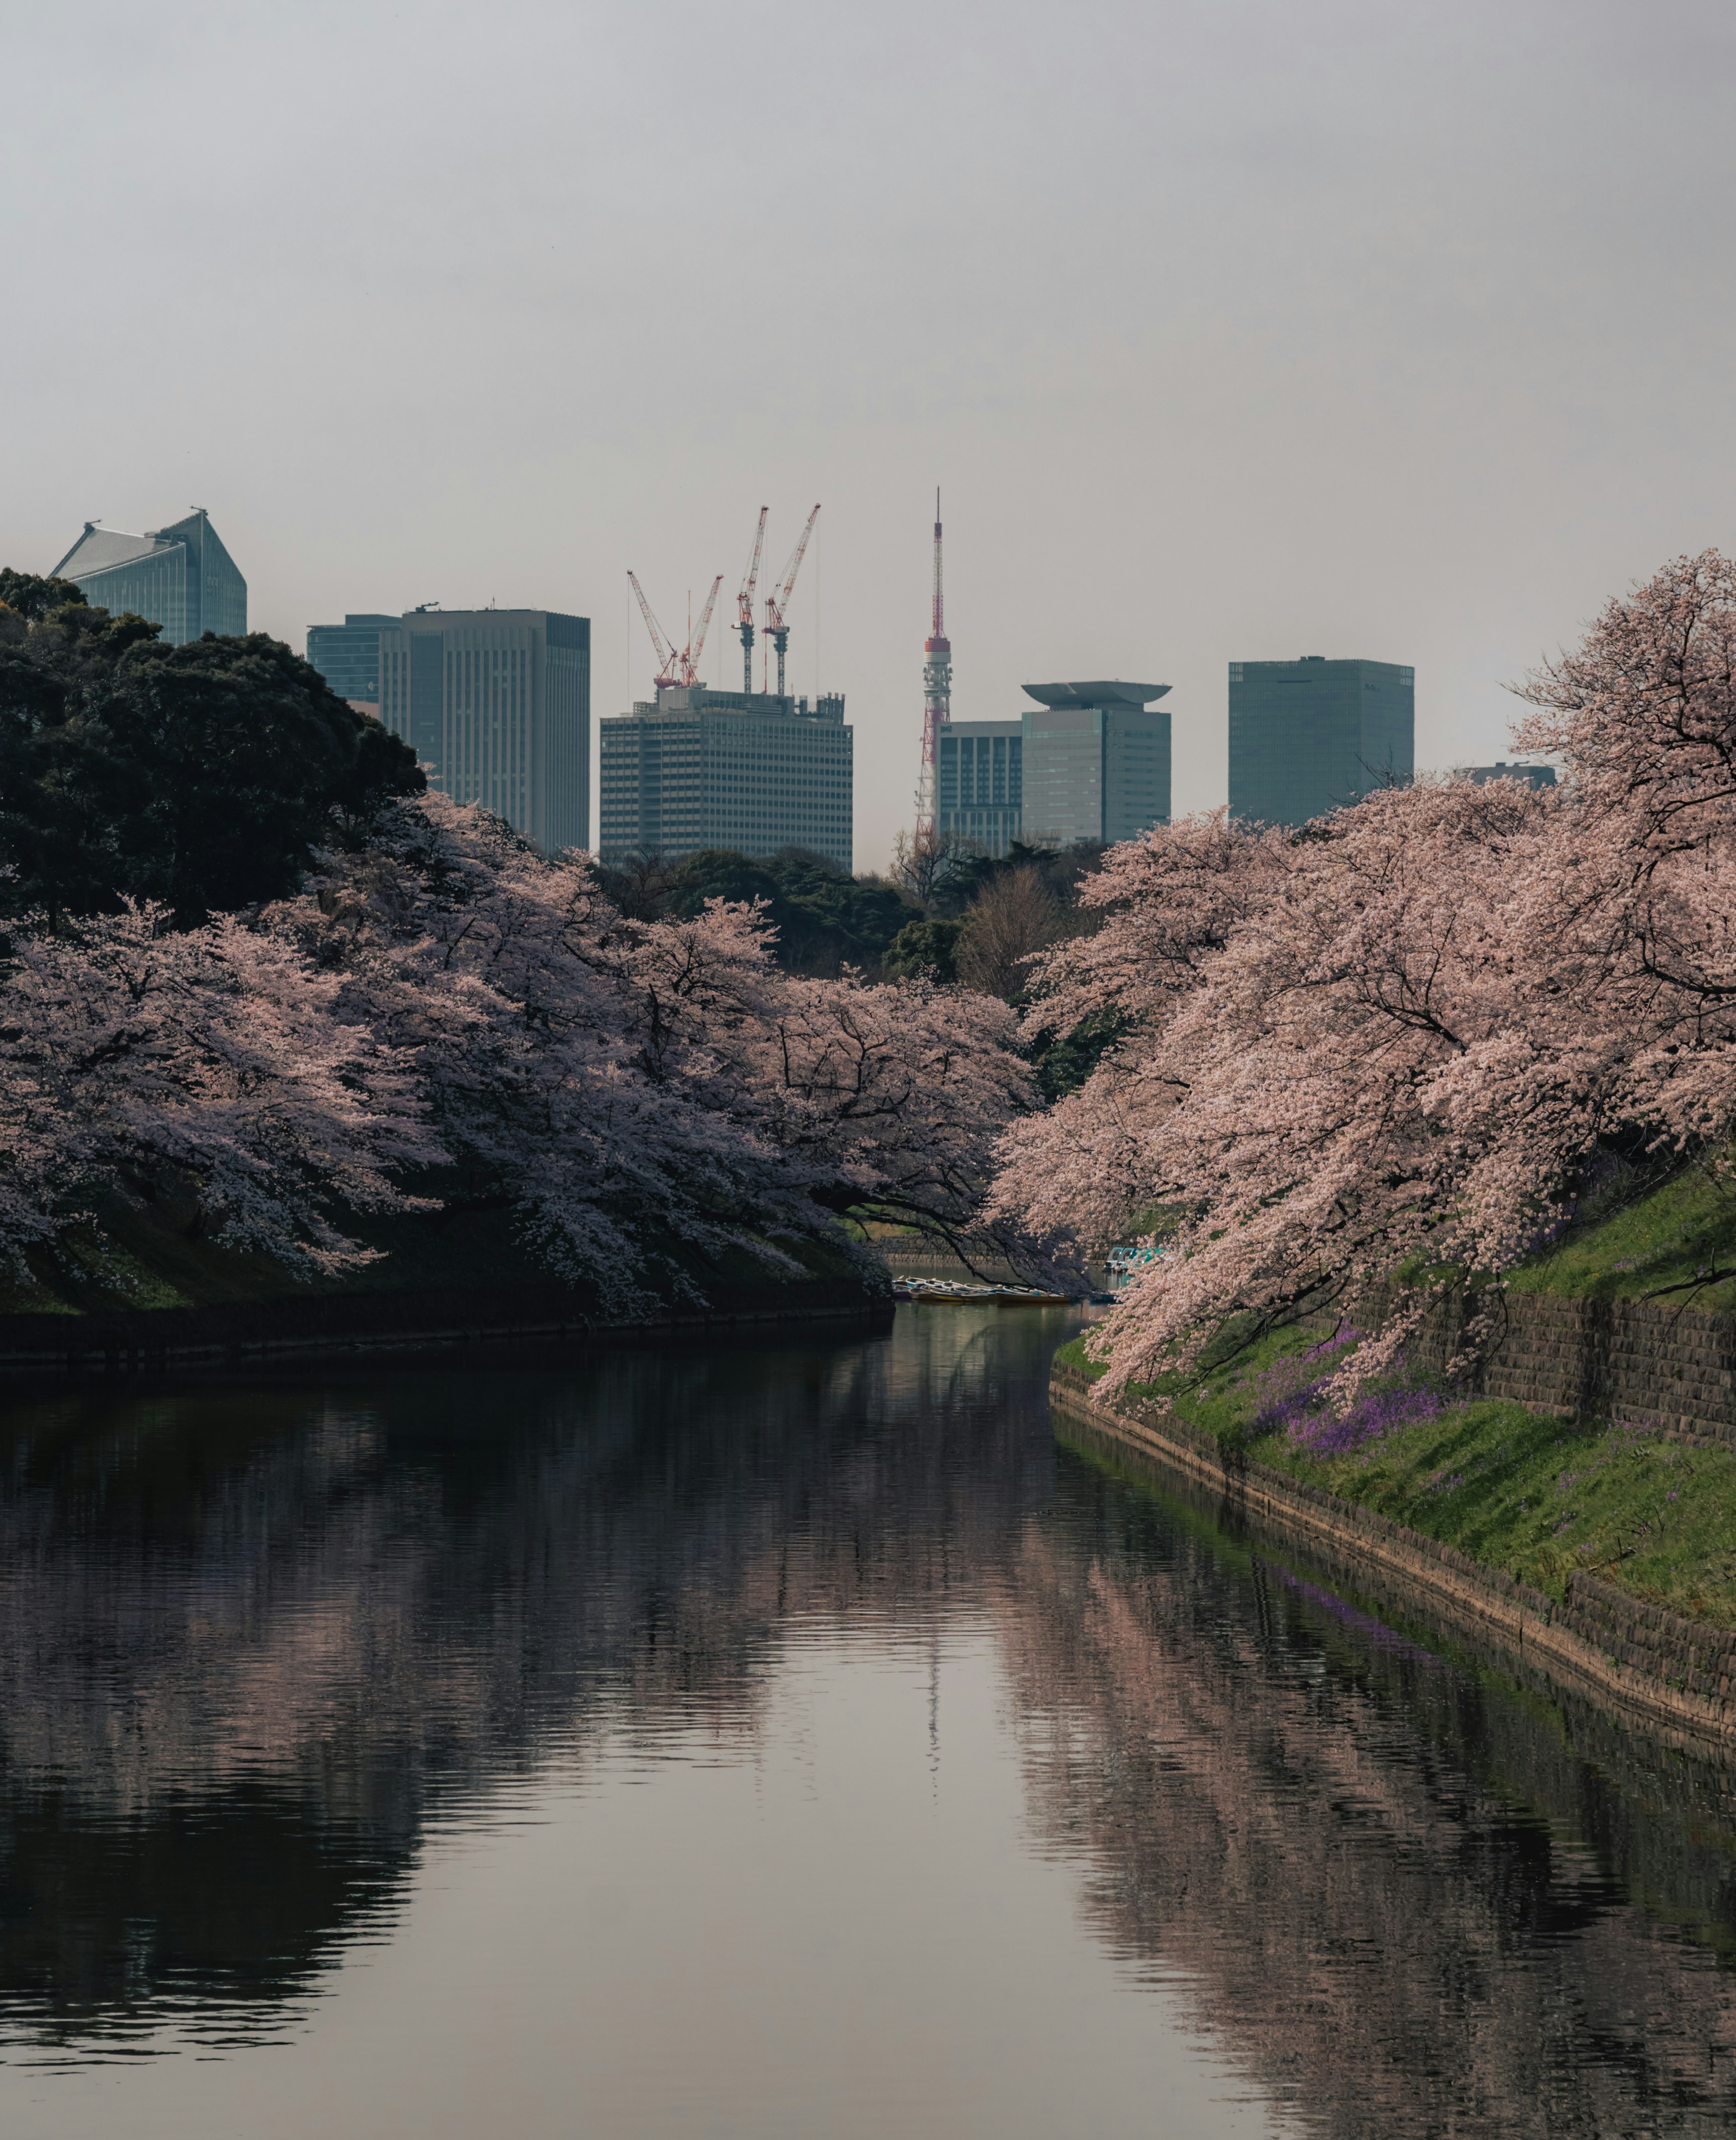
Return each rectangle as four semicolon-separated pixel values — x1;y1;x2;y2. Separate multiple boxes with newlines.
1246;1329;1448;1455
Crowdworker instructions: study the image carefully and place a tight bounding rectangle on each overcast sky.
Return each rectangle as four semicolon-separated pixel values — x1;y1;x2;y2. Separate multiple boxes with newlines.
6;0;1734;867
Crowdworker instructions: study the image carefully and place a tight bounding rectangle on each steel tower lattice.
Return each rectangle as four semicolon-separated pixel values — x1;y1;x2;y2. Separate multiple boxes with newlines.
915;490;951;840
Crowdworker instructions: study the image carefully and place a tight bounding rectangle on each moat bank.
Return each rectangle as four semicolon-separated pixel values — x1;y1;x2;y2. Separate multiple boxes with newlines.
0;1191;892;1374
1050;1357;1736;1753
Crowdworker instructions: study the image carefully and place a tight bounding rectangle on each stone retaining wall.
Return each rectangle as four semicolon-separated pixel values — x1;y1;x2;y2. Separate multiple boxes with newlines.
1050;1360;1736;1753
1355;1283;1736;1446
868;1243;1105;1289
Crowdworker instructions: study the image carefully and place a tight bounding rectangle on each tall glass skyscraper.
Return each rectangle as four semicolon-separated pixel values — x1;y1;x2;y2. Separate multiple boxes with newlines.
1228;657;1414;827
1019;682;1171;847
50;510;246;645
375;608;590;855
599;686;852;871
306;615;401;706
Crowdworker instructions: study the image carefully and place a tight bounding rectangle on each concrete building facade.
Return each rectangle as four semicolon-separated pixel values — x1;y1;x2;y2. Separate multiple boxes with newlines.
939;720;1023;857
1458;761;1557;791
306;614;400;708
1019;681;1171;848
1228;657;1414;827
376;607;590;854
599;686;852;871
50;509;246;645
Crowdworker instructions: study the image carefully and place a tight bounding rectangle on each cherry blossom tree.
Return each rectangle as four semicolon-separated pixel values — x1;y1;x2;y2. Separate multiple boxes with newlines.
283;795;1039;1305
995;550;1736;1402
0;902;436;1279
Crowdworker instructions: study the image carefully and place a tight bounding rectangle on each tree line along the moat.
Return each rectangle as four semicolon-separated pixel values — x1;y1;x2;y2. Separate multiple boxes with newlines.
11;549;1736;1416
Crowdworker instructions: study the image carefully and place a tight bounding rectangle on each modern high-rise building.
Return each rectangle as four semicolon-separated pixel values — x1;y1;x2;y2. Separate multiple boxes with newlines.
1228;657;1414;827
374;607;590;854
1019;682;1171;848
1457;761;1557;791
599;685;852;871
939;721;1023;857
306;614;400;709
49;509;246;644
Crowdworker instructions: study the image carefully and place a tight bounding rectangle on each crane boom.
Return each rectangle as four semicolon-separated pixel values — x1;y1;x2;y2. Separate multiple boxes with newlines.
764;503;821;632
763;502;821;697
627;570;683;689
736;506;768;693
689;574;723;677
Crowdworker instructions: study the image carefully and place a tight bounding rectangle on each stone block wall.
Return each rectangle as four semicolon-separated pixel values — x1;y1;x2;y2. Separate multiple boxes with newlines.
1354;1284;1736;1446
1050;1360;1736;1752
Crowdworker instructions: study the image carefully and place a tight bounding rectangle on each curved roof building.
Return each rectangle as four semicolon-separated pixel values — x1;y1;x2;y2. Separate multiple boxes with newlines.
50;509;246;645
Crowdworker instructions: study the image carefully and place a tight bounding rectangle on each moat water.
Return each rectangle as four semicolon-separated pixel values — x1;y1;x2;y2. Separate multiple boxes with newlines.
0;1305;1731;2136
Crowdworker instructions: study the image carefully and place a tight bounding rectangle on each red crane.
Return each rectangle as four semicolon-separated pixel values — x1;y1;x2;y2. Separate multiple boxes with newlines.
763;503;820;699
627;570;724;692
736;506;768;694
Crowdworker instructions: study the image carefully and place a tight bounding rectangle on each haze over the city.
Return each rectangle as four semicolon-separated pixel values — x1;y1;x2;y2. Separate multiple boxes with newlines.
6;0;1733;868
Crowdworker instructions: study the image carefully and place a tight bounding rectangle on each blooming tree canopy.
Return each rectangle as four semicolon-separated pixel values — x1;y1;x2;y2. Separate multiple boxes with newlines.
994;552;1736;1401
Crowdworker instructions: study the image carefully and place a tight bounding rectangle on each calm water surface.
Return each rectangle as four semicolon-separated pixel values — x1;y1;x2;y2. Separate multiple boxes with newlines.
0;1305;1732;2135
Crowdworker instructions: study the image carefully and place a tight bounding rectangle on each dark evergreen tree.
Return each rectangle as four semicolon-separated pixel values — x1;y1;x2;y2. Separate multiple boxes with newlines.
0;576;422;927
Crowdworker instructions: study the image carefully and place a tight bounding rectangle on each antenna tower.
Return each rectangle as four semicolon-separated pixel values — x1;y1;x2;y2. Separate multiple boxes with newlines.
916;489;951;839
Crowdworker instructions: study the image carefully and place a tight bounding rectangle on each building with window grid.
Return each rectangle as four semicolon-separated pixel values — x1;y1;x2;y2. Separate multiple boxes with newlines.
939;721;1022;856
1457;761;1557;791
1019;681;1171;848
306;614;400;708
599;686;852;871
50;509;246;645
376;607;590;854
1228;657;1414;827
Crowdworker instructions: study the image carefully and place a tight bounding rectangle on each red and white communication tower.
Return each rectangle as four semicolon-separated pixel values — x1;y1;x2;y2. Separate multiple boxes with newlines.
915;490;952;839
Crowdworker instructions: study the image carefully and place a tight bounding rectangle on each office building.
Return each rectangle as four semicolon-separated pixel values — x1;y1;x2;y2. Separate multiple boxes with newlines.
1228;657;1414;827
939;721;1023;856
1019;681;1171;848
49;509;246;644
1458;761;1557;791
375;607;590;855
599;685;852;871
307;614;400;708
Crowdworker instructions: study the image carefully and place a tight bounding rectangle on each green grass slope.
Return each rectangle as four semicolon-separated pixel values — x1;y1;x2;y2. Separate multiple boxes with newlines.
1056;1329;1736;1629
1509;1158;1736;1311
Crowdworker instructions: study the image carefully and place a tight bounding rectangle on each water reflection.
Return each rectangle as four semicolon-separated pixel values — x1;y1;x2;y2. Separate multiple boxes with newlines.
1010;1447;1736;2134
0;1309;1729;2134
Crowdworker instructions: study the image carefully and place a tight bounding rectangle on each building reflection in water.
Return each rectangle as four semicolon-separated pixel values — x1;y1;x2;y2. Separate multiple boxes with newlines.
0;1308;1729;2134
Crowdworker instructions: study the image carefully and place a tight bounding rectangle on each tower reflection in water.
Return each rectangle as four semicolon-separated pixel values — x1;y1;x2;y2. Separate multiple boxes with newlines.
0;1309;1727;2137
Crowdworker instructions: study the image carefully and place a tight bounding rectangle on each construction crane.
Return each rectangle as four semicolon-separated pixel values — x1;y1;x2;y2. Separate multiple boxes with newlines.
627;570;724;692
736;506;768;694
763;503;820;699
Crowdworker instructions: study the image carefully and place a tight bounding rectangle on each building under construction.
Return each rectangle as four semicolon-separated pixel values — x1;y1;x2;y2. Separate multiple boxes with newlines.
603;508;849;868
599;686;851;869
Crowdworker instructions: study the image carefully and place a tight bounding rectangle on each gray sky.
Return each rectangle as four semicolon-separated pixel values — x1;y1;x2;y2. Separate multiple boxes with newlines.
6;0;1734;869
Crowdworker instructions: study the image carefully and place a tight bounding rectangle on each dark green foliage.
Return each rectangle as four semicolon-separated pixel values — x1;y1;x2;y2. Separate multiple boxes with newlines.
657;848;913;974
0;570;88;621
929;836;1107;917
883;916;962;983
0;590;423;927
1029;1008;1127;1102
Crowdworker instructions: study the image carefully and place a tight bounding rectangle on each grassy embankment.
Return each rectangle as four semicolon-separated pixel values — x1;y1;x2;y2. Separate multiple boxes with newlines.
1060;1161;1736;1629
